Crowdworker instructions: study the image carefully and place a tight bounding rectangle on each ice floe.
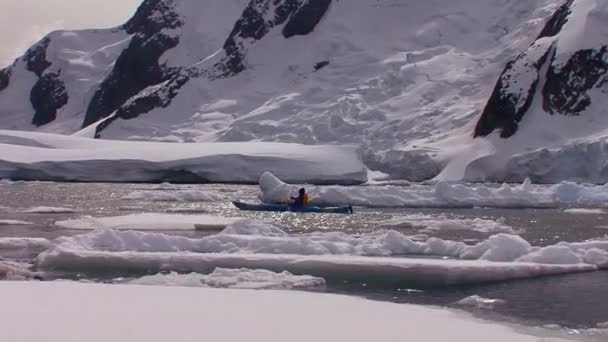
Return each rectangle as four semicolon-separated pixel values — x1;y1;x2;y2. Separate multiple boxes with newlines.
456;295;506;310
23;206;76;214
0;281;572;342
0;220;32;225
126;268;325;290
260;172;608;209
35;221;605;287
37;249;594;287
43;222;608;267
563;208;607;215
53;213;242;231
377;214;518;234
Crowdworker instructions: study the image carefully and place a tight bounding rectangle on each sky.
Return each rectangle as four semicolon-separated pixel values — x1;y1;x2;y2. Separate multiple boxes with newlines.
0;0;143;67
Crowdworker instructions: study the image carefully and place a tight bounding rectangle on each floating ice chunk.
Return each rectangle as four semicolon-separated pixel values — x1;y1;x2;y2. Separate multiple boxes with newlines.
54;213;242;231
0;220;32;225
516;246;582;265
127;272;211;288
582;248;608;267
563;208;607;215
0;261;35;280
456;295;506;310
37;249;595;287
122;190;222;202
461;234;532;262
23;206;76;214
127;268;325;290
378;214;518;234
260;172;608;209
45;224;608;270
220;220;288;237
259;172;556;208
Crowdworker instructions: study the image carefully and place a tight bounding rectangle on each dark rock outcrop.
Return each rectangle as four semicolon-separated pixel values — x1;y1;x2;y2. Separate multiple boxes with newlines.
3;0;334;134
30;72;68;126
22;37;70;126
474;0;607;139
0;67;11;92
537;0;573;39
313;60;330;71
93;72;192;137
474;45;552;138
94;0;332;136
24;38;52;77
282;0;332;38
542;47;608;115
213;0;331;77
83;0;184;127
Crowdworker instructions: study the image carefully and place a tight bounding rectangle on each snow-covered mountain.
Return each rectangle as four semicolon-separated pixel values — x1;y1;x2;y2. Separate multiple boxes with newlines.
0;0;607;183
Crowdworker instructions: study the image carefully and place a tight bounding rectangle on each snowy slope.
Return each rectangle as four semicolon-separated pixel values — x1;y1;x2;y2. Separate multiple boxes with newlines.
465;0;608;183
1;0;606;183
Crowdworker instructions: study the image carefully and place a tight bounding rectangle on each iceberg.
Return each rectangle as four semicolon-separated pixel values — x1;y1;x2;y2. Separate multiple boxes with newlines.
0;130;367;184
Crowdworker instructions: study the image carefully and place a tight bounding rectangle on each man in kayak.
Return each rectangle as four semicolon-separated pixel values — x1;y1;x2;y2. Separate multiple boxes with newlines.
290;188;309;208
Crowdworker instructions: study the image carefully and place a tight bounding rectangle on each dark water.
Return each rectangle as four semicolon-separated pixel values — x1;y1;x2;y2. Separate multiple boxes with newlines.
1;181;607;338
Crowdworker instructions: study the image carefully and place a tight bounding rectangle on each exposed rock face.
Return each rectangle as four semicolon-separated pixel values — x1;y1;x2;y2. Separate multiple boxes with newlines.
537;0;573;39
0;0;334;133
20;37;70;126
474;41;553;138
0;67;10;92
83;0;184;127
24;38;52;77
474;0;608;138
542;47;608;115
282;0;332;38
30;72;68;126
91;0;332;137
212;0;331;77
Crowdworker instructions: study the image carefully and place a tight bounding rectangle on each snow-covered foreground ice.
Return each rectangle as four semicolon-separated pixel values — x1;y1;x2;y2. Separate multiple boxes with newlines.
0;281;571;342
54;213;243;231
260;172;608;208
0;130;367;184
126;268;325;290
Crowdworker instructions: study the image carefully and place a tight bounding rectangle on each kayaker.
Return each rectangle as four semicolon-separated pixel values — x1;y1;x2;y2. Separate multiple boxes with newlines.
291;188;309;208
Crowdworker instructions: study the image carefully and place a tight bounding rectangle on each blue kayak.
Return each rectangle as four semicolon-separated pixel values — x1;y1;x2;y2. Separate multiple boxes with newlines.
232;201;353;214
